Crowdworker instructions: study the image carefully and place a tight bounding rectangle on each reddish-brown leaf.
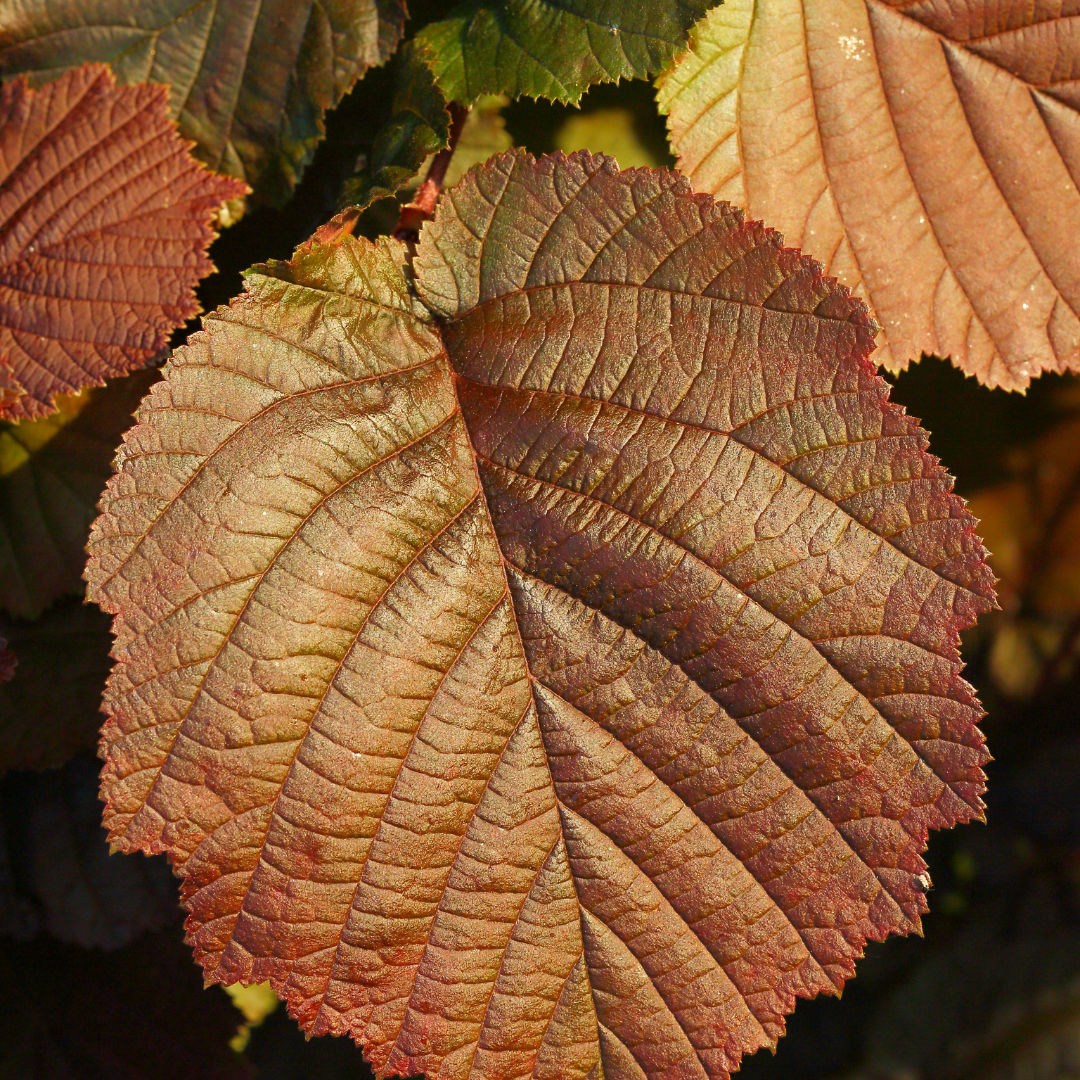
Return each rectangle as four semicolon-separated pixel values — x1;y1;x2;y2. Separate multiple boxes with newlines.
87;151;995;1080
658;0;1080;390
0;64;245;420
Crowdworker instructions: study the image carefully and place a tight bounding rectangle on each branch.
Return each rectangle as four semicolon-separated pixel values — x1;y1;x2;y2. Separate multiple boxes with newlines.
393;102;469;246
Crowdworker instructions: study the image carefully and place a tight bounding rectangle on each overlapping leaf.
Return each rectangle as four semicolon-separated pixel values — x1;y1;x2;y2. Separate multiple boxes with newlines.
0;0;405;203
87;151;994;1079
0;368;160;616
0;600;113;777
339;42;452;216
0;66;242;420
658;0;1080;390
417;0;711;104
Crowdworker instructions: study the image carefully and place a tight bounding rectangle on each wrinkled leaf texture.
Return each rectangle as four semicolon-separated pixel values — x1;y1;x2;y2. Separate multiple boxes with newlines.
0;65;244;420
658;0;1080;390
417;0;711;105
0;0;405;203
88;151;995;1080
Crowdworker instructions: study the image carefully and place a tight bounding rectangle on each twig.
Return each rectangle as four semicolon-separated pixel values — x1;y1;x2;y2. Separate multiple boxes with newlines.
393;102;469;246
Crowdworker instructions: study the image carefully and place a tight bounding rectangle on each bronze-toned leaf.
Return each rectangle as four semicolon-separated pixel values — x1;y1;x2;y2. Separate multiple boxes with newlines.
87;151;994;1078
0;1;406;204
658;0;1080;390
0;65;243;419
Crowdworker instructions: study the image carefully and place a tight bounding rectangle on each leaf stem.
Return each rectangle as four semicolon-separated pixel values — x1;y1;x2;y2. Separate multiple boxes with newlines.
393;102;469;246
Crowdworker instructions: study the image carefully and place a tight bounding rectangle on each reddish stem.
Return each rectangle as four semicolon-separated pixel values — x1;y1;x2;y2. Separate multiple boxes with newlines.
394;102;469;245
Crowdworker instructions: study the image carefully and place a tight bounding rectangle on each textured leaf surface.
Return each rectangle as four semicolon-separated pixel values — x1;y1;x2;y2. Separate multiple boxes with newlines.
0;925;250;1079
0;368;159;616
0;1;405;202
0;66;242;420
417;0;710;105
340;42;451;215
88;151;994;1079
657;0;1080;390
0;600;112;777
0;755;177;949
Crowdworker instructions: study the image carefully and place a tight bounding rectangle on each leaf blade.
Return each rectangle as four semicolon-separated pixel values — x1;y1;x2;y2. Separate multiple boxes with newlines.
657;0;1080;389
88;151;994;1080
0;0;406;202
0;65;243;418
417;0;712;105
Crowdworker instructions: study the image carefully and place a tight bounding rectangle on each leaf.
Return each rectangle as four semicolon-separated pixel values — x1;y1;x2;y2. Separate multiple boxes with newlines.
0;755;178;949
416;0;711;105
340;41;451;216
0;1;405;204
226;981;281;1053
0;600;112;777
87;150;994;1079
0;66;243;420
0;367;160;617
657;0;1080;391
0;924;251;1079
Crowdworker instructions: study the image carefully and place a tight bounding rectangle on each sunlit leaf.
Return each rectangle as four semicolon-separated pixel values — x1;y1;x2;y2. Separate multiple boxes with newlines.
0;65;242;419
87;151;993;1078
0;0;406;204
418;0;710;105
658;0;1080;390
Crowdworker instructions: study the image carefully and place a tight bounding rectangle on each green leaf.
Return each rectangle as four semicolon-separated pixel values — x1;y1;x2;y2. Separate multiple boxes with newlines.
339;40;451;213
0;0;407;205
416;0;711;105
